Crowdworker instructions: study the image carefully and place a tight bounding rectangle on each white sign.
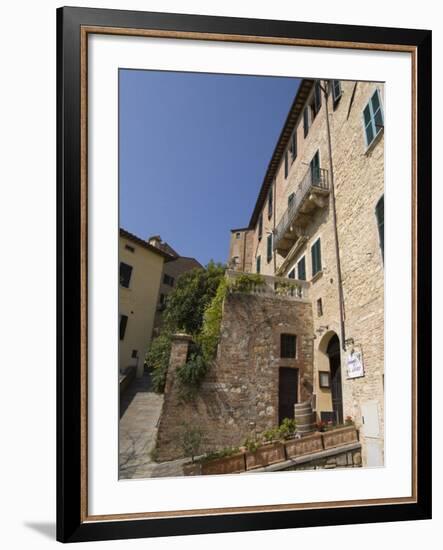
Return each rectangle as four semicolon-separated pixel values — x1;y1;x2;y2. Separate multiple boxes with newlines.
347;350;365;378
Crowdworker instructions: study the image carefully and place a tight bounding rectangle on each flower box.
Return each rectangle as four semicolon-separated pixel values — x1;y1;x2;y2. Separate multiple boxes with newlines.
321;425;358;449
200;452;246;475
285;433;323;458
245;442;286;470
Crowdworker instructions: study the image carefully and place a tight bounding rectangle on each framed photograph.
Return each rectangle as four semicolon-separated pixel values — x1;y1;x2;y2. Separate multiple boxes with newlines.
57;6;432;543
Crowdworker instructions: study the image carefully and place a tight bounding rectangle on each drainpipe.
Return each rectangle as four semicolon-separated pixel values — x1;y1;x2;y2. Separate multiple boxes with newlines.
320;80;346;351
273;178;277;274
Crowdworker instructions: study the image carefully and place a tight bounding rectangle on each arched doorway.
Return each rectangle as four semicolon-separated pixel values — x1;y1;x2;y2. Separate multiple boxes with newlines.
327;334;343;424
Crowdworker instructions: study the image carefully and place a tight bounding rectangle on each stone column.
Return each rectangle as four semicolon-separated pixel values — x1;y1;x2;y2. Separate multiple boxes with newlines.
164;333;192;394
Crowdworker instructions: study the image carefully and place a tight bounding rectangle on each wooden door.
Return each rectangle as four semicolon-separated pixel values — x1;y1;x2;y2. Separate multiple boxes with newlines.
278;368;298;424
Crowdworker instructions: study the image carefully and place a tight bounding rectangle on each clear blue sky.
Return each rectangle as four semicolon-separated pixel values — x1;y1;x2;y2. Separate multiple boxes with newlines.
119;69;300;266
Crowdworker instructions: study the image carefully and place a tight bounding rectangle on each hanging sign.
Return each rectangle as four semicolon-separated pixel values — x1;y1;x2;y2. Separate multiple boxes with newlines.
346;350;364;379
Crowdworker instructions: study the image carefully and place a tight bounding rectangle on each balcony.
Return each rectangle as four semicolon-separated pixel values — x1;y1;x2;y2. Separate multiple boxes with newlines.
226;270;309;301
274;167;330;257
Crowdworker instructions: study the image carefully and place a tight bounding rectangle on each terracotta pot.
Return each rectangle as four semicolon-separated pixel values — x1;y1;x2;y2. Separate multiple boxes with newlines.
322;425;358;449
201;453;246;475
245;442;286;470
285;433;323;458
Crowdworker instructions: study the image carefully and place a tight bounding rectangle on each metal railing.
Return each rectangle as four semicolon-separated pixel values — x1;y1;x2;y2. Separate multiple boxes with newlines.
226;270;309;300
274;167;329;249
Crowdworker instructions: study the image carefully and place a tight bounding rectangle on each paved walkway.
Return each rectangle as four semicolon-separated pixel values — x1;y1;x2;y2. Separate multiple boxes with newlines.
119;372;188;479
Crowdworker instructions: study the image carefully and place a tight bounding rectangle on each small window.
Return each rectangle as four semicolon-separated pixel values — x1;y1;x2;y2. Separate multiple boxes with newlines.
258;213;263;241
284;151;289;179
256;255;261;274
290;131;297;162
119;314;128;340
312;81;322;118
331;80;342;106
266;234;273;263
231;256;239;267
363;89;384;147
310;151;320;184
288;268;295;279
297;256;306;281
163;274;175;287
375;195;384;262
317;298;323;317
236;232;241;239
281;334;296;359
159;293;165;305
311;238;322;277
288;192;295;208
131;349;138;358
268;186;273;219
125;244;135;253
119;262;133;288
303;107;309;138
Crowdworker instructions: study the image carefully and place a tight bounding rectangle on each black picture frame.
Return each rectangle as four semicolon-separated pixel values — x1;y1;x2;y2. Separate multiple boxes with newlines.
57;6;432;543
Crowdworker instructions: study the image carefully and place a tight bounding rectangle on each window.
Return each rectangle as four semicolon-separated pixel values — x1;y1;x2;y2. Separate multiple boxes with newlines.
310;151;320;184
280;334;296;359
258;213;263;240
284;151;289;179
375;195;384;262
288;268;295;279
332;80;342;106
288;192;295;208
159;293;165;305
236;232;241;239
266;234;273;263
311;238;322;277
363;89;384;147
268;186;273;219
319;371;331;388
131;349;138;358
256;255;261;274
297;256;306;281
290;131;297;162
119;262;133;288
163;273;175;287
119;314;128;340
125;244;135;253
303;107;309;137
317;298;323;317
312;81;322;118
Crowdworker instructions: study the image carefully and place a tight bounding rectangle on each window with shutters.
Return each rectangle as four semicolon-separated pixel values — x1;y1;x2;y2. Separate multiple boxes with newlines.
375;195;384;262
288;192;295;208
363;89;384;147
256;255;261;274
297;256;306;281
119;315;128;340
280;334;297;359
288;268;295;279
284;151;289;179
311;238;322;277
268;186;273;219
312;81;322;118
310;151;320;184
303;107;309;138
163;274;175;287
331;80;342;107
258;213;263;241
289;130;297;162
119;262;133;288
267;234;273;263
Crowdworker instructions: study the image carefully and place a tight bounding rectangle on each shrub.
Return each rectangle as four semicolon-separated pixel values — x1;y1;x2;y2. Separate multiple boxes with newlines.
176;350;208;401
181;424;204;463
146;332;173;393
228;273;265;294
278;418;297;439
198;278;228;363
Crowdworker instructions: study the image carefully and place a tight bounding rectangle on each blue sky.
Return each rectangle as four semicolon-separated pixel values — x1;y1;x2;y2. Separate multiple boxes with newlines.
119;69;300;265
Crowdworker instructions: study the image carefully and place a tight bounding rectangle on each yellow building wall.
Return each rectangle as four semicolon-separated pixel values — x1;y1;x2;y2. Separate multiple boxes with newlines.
119;235;165;377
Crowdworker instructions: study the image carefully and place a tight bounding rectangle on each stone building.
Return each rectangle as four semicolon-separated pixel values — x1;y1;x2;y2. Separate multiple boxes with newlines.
147;235;202;333
226;79;385;467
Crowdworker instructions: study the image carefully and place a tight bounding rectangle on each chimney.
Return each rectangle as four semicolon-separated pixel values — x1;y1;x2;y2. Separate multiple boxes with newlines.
148;235;162;248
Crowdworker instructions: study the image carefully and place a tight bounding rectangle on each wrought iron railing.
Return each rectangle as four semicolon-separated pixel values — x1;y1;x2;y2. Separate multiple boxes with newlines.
274;167;329;249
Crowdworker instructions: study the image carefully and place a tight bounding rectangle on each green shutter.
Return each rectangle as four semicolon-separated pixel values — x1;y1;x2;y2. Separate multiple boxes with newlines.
311;239;322;276
297;256;306;281
267;234;273;263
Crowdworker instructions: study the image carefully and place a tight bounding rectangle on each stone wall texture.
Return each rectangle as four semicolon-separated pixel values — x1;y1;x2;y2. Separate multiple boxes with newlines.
156;292;314;461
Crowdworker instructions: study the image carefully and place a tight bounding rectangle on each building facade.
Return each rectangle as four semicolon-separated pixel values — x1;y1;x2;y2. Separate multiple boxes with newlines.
148;235;202;333
227;79;385;467
119;229;169;378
